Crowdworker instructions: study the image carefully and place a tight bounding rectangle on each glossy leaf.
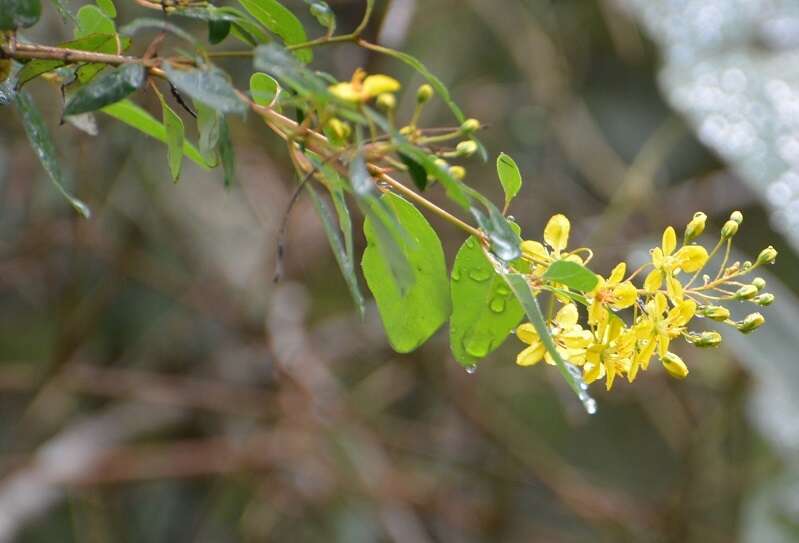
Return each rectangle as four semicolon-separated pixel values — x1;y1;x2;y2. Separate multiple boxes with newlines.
219;120;235;187
63;63;145;116
237;0;311;63
158;94;184;182
542;260;599;292
0;0;41;29
74;4;115;37
15;92;91;218
194;100;221;167
350;153;413;292
362;193;451;353
496;152;522;210
163;63;247;115
95;0;116;18
249;72;280;108
306;183;365;317
501;271;594;411
469;196;522;262
306;1;335;32
208;19;231;44
450;236;524;366
101;99;210;169
17;34;123;86
398;152;427;191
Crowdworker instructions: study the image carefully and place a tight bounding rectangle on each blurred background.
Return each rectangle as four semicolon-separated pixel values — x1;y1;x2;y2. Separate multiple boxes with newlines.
2;0;799;541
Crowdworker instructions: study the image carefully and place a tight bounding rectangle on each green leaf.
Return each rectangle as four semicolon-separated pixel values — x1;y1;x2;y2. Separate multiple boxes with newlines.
218;120;236;187
95;0;116;18
450;236;524;366
208;19;231;44
398;152;427;191
496;152;522;210
306;1;335;32
362;193;450;353
101;99;210;169
120;18;198;45
501;271;595;411
64;63;144;116
49;0;78;25
469;196;522;262
542;260;599;292
158;94;184;182
306;183;365;317
74;4;115;37
15;92;90;218
350;153;413;292
17;34;124;87
215;6;272;45
237;0;311;63
395;143;470;209
194;100;221;167
163;63;247;115
0;0;42;30
249;72;280;108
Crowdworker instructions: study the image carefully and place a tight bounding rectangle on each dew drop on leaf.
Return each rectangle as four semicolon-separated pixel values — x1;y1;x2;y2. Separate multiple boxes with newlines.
467;269;491;282
489;297;506;313
464;364;477;374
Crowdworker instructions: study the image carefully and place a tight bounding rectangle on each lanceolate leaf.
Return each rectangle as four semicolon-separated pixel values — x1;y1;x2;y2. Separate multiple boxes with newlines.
468;195;522;262
208;19;231;44
0;0;42;30
306;183;365;317
63;63;145;116
542;260;599;292
450;237;524;366
101;99;210;169
496;152;522;210
195;100;221;167
15;92;91;218
350;153;413;292
398;152;427;192
163;64;246;115
158;94;185;182
237;0;311;63
362;193;451;353
218;120;235;187
74;4;115;37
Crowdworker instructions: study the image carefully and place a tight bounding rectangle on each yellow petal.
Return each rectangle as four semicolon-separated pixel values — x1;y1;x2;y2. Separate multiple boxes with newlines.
661;352;689;379
555;303;579;328
654;292;668;315
588;299;603;326
362;75;400;99
608;262;627;285
521;240;549;262
329;83;361;102
644;269;662;292
669;299;697;326
612;281;637;309
658;334;670;358
637;337;658;371
666;275;684;302
516;343;545;366
605;360;617;390
544;214;570;253
662;226;677;256
583;361;604;384
674;245;709;273
516;323;540;344
651;247;664;268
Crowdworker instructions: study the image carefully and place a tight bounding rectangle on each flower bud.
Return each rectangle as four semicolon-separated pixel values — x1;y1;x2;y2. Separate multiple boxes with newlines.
460;118;481;134
327;118;351;140
433;158;449;171
455;140;478;157
661;352;689;379
756;246;778;265
752;277;766;291
737;312;765;334
699;305;731;321
686;331;721;348
416;84;434;103
399;126;414;136
449;165;466;180
684;212;707;242
376;93;396;111
753;293;775;306
734;284;759;300
721;219;739;239
730;210;744;224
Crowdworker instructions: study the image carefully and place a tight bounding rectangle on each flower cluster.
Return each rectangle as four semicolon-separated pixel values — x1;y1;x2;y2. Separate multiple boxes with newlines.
515;212;778;390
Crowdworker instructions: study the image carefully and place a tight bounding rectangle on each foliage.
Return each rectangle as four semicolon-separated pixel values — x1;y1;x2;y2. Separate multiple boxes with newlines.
0;0;778;412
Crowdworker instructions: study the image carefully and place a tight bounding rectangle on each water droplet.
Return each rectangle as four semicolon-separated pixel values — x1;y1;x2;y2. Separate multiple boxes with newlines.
583;397;597;415
489;297;506;313
468;268;492;282
496;285;510;296
464;334;492;358
465;238;476;248
452;269;462;281
465;364;477;374
507;215;516;222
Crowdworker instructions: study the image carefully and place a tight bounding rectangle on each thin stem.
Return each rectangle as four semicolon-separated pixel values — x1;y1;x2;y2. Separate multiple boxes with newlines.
288;0;375;51
714;239;732;281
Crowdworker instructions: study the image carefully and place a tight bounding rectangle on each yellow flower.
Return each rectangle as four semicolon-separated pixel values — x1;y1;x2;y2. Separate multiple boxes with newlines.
516;303;591;367
584;314;636;390
630;293;696;381
643;226;708;301
587;262;638;326
329;68;400;103
520;214;584;276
